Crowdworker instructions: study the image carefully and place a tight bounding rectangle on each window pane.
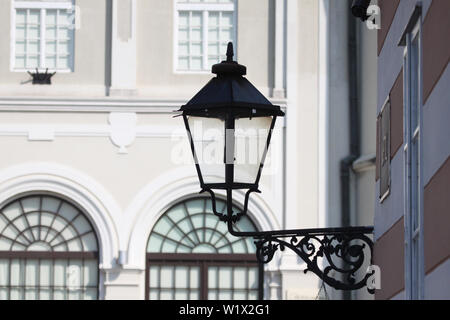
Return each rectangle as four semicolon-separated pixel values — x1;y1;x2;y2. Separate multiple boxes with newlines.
160;289;173;300
175;289;188;300
175;266;188;288
46;26;57;39
26;55;39;68
220;28;232;41
190;290;199;300
72;215;92;236
190;267;199;289
208;28;219;42
149;266;159;288
46;10;57;25
58;10;71;26
191;42;202;55
161;239;177;252
28;26;40;39
59;203;78;222
218;289;232;299
40;289;51;300
248;290;258;300
221;12;233;26
16;26;26;39
208;42;219;56
209;12;219;27
179;28;189;41
191;12;202;27
84;289;97;300
16;10;26;24
219;267;232;289
234;290;246;300
149;290;158;300
40;260;52;286
233;267;246;289
179;12;189;26
25;260;38;286
160;266;173;288
54;260;66;286
147;233;164;252
178;57;189;70
178;42;189;56
208;267;217;288
248;268;258;289
10;288;23;300
191;28;202;41
84;260;98;287
81;233;98;251
16;41;26;54
28;10;40;24
208;57;219;68
15;55;26;69
58;27;70;39
0;259;9;286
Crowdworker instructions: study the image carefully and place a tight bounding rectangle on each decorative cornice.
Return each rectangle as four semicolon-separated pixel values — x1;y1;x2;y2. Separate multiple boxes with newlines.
0;97;288;113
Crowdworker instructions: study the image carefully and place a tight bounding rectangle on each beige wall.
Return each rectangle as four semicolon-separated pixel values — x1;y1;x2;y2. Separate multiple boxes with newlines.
136;0;273;98
0;0;109;96
295;0;319;228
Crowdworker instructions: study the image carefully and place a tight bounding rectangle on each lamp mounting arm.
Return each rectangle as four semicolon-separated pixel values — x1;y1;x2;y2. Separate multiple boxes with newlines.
222;188;375;293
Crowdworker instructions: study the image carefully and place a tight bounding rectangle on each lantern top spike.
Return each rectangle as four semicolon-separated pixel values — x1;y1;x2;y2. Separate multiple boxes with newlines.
226;42;234;62
211;42;246;76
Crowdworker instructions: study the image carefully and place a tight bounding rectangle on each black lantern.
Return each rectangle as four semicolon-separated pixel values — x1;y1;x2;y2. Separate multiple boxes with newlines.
179;42;284;223
178;42;375;293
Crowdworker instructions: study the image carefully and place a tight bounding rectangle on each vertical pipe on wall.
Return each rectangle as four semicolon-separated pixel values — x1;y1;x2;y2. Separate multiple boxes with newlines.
339;0;361;300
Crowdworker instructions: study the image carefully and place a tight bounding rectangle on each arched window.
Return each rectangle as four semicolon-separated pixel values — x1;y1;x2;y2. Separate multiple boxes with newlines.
0;195;99;300
146;197;262;300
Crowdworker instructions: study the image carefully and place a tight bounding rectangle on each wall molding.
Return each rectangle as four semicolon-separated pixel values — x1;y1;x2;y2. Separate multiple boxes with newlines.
0;97;287;113
0;162;121;270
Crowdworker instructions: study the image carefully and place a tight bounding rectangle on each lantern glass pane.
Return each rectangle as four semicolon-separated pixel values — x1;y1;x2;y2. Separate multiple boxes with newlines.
234;116;273;184
187;116;225;184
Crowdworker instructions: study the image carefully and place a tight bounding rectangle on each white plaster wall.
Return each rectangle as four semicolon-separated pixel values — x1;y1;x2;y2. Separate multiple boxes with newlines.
0;0;110;96
136;0;273;99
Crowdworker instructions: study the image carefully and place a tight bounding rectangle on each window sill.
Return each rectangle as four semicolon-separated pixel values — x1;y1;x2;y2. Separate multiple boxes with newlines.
12;68;73;74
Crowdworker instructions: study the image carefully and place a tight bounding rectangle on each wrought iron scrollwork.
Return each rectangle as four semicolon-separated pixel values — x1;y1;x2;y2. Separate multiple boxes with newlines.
199;188;375;293
254;228;375;293
200;188;260;223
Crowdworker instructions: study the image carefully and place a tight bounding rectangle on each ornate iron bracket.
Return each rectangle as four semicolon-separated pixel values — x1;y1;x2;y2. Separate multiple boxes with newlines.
201;188;375;293
199;187;260;223
253;227;375;293
27;68;56;85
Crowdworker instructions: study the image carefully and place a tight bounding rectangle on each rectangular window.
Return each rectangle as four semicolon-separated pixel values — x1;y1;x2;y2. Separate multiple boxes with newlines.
379;98;391;202
175;0;236;72
12;1;75;72
402;12;423;300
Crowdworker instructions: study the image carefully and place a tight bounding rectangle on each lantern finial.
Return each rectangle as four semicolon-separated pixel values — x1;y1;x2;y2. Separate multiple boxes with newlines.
226;42;234;62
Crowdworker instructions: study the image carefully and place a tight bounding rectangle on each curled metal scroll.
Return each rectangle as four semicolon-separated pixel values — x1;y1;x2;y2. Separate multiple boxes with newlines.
255;231;375;293
199;188;261;223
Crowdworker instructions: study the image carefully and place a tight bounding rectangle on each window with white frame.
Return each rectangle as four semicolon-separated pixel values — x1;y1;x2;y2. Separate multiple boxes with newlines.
12;1;75;71
402;12;423;300
175;0;236;72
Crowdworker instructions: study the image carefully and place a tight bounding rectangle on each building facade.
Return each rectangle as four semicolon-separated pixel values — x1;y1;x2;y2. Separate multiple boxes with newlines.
0;0;379;300
374;0;450;300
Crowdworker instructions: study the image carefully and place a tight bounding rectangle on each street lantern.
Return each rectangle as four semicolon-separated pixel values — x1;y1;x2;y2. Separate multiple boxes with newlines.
179;42;284;223
178;42;375;293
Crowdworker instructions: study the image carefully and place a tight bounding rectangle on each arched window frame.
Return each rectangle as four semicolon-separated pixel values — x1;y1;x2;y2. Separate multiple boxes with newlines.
145;196;263;300
0;194;100;300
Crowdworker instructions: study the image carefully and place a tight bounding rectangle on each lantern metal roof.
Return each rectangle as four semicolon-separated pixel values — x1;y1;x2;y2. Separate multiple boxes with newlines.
179;43;285;118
